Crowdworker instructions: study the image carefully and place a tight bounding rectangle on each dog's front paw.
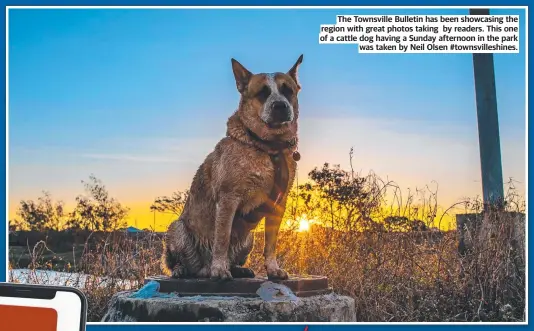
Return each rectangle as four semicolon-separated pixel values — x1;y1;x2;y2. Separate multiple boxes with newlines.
267;268;289;280
230;266;256;278
210;264;233;281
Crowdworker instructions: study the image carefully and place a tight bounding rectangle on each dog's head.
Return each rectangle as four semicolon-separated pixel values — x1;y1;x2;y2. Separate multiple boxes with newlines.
230;55;303;141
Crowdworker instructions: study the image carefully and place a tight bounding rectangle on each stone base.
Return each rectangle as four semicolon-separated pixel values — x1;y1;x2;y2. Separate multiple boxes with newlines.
101;291;356;322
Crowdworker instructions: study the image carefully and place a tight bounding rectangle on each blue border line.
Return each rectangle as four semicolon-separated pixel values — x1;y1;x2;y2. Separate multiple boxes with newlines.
2;0;7;285
0;1;533;6
2;3;530;330
81;325;531;330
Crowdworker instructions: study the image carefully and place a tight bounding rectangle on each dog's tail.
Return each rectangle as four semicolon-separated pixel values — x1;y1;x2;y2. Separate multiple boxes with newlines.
161;240;176;277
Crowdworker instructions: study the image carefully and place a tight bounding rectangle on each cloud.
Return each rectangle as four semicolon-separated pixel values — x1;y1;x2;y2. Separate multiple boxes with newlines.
79;153;185;164
72;136;222;165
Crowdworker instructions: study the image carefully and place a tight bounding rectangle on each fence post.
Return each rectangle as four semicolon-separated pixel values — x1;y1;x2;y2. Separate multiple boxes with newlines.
470;8;505;210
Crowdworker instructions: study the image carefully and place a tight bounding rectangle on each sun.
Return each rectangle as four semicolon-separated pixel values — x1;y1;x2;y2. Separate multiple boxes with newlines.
298;217;311;232
285;214;315;232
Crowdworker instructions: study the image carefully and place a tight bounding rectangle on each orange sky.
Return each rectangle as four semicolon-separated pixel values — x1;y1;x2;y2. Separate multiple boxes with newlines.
8;117;525;232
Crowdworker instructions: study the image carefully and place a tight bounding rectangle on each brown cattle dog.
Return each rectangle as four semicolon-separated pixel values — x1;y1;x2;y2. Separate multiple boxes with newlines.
163;55;303;280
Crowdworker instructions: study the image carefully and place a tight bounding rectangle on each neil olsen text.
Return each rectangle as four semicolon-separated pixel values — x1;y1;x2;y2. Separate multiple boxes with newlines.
382;43;518;51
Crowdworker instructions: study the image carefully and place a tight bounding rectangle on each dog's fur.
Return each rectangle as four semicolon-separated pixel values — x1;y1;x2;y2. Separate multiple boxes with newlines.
163;55;303;280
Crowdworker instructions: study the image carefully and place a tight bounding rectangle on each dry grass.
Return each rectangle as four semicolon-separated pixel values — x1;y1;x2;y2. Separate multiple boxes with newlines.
8;167;526;322
9;233;163;321
246;212;524;322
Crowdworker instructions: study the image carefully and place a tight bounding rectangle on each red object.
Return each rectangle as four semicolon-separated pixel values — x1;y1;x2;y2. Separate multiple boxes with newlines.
0;304;58;331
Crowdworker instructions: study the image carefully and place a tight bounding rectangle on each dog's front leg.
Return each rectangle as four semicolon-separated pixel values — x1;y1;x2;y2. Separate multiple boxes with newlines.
211;197;239;280
264;214;289;280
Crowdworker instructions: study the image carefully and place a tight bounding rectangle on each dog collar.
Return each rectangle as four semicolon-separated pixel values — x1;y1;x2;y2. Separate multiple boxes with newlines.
245;129;300;161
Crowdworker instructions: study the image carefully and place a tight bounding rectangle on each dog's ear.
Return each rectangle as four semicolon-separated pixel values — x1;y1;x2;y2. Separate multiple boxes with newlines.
287;54;303;90
231;58;253;94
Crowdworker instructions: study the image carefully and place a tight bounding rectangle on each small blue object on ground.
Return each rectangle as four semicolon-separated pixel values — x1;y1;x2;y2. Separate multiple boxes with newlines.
130;281;176;299
256;281;298;302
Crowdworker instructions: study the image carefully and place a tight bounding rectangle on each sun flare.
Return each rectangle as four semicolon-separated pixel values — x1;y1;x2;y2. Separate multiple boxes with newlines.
284;214;316;232
297;214;315;232
298;219;310;232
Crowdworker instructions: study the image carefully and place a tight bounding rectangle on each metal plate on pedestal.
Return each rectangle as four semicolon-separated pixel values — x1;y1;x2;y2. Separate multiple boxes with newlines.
144;275;332;298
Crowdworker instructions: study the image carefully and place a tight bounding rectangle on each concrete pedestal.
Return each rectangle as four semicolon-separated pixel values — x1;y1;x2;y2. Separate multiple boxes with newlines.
101;275;356;322
101;290;355;322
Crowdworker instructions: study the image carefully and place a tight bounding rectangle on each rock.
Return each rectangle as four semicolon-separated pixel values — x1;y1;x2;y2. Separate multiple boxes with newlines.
256;281;298;302
101;290;356;322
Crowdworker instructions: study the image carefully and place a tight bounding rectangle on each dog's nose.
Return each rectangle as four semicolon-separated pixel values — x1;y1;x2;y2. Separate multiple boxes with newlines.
272;101;288;112
271;101;292;122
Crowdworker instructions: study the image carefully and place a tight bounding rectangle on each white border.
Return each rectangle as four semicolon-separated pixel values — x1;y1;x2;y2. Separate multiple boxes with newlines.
525;5;529;326
4;5;529;326
0;291;82;331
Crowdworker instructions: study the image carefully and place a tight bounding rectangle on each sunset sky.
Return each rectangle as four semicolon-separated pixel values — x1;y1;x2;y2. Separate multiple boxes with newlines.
8;8;526;231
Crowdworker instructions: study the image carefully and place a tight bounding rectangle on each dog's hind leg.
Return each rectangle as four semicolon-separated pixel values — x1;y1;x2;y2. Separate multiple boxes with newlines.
163;220;206;278
162;242;186;278
230;233;255;278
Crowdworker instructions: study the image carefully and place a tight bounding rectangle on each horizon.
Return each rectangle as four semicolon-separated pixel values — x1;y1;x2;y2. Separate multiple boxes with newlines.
8;7;526;231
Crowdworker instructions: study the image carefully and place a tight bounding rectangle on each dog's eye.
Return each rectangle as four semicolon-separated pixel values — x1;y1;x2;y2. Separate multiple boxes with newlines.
280;84;293;99
256;86;271;102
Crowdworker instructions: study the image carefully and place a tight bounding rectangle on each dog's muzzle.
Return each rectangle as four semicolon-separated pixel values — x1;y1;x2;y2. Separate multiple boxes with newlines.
269;101;293;124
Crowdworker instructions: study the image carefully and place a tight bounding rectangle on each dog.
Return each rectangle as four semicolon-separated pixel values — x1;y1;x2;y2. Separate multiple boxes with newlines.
163;54;303;280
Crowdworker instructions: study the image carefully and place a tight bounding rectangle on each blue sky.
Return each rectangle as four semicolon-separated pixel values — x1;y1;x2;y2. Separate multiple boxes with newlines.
8;8;526;228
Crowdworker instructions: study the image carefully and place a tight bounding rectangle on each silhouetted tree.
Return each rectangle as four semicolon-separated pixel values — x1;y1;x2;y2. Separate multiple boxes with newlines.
9;218;25;231
292;162;384;232
15;191;65;231
383;216;429;232
68;175;128;231
150;191;188;216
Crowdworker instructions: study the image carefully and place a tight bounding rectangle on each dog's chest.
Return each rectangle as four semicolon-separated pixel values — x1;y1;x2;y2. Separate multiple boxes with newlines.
239;151;295;217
